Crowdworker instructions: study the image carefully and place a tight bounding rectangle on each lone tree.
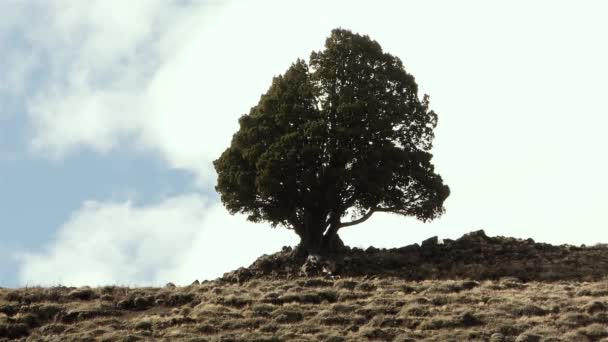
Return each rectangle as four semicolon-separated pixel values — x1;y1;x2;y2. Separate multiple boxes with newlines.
214;29;450;258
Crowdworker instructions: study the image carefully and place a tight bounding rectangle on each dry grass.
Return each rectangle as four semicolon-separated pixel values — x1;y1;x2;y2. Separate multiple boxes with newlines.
1;277;607;341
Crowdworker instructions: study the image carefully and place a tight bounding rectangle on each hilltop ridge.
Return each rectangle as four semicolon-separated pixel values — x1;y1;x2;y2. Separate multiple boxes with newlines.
1;231;607;341
222;230;608;283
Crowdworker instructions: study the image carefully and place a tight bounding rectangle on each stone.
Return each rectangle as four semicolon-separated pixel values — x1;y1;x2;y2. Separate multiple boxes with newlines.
300;254;324;276
365;246;379;253
462;230;487;240
165;282;176;289
421;236;438;248
397;243;420;254
68;288;97;301
490;332;505;342
222;267;253;283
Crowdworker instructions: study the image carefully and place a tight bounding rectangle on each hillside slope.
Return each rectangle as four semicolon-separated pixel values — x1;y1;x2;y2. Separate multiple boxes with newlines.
1;231;607;341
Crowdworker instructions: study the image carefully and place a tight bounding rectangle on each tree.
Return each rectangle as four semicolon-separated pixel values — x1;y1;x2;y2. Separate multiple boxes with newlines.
214;28;450;258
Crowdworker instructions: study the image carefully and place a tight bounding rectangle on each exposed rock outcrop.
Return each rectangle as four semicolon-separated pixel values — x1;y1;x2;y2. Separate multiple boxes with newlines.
222;230;608;282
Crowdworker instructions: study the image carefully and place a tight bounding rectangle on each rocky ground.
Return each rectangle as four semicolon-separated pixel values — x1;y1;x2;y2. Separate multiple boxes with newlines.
1;231;607;341
223;230;608;283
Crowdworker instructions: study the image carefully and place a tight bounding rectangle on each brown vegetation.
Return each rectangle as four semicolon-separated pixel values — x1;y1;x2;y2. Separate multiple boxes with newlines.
1;231;607;341
2;277;608;341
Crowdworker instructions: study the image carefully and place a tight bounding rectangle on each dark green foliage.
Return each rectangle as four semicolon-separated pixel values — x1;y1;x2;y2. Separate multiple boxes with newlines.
214;28;450;255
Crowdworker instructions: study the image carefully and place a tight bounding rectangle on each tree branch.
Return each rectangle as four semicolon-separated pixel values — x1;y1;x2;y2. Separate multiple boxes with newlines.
337;208;376;228
337;206;401;229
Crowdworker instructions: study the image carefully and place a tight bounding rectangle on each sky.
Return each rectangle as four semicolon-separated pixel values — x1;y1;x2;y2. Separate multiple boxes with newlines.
1;0;607;288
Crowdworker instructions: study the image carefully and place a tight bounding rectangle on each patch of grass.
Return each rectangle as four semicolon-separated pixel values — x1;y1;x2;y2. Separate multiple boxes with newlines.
0;277;607;340
578;323;608;340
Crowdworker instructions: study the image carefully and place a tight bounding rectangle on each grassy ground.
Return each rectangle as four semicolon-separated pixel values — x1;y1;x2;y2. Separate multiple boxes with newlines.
2;276;608;341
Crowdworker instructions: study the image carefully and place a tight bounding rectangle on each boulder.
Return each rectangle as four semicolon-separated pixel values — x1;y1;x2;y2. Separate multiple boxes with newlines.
222;267;253;283
300;255;324;276
490;332;505;342
397;243;420;254
461;230;487;240
421;236;438;248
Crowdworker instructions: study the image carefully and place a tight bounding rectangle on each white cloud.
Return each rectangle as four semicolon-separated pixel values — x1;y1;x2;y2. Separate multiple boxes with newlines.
17;194;297;286
13;0;335;184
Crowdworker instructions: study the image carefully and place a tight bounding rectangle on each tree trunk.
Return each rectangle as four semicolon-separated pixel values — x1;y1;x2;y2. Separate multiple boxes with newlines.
321;231;345;254
293;226;345;260
292;211;347;260
293;228;323;261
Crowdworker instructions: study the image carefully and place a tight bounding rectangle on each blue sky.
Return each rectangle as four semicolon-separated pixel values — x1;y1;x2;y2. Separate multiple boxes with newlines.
1;0;607;288
1;99;197;286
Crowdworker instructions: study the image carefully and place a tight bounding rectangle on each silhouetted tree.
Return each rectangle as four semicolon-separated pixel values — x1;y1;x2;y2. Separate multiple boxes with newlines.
214;29;450;258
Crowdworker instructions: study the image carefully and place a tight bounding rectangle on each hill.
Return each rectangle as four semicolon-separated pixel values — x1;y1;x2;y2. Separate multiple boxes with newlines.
1;231;607;341
222;230;608;283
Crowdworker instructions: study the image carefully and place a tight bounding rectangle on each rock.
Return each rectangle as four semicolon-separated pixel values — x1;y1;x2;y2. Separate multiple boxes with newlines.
461;230;487;240
490;332;505;342
421;236;438;248
397;243;420;254
222;266;254;283
365;246;379;253
515;332;541;342
321;258;343;275
165;282;176;289
191;279;200;286
249;253;284;274
68;288;97;301
300;254;324;276
236;267;253;282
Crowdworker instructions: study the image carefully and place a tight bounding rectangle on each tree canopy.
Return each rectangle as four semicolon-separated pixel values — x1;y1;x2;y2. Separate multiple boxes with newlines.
214;28;450;257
